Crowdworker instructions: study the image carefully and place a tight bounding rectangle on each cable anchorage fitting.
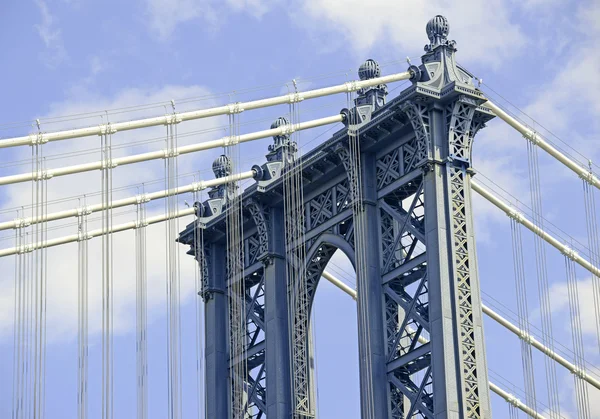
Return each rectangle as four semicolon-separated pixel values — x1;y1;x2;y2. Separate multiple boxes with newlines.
345;80;359;92
227;102;244;115
163;147;180;159
561;245;578;261
506;393;520;408
164;113;182;125
101;158;118;169
192;181;205;192
14;217;31;229
223;135;240;147
35;170;54;181
518;330;534;345
99;123;117;136
506;208;524;224
76;206;93;217
571;366;586;380
524;130;539;146
134;219;149;229
279;123;296;136
18;244;33;254
288;92;304;104
579;162;596;185
135;193;151;204
77;230;92;242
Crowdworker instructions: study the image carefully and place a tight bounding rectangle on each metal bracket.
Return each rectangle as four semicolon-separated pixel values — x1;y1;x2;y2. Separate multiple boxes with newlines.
196;197;226;228
256;161;283;192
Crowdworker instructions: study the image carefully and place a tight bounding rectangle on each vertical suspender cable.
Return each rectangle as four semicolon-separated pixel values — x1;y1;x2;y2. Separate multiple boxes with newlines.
582;175;600;352
510;218;538;412
526;140;561;418
284;82;311;418
12;211;23;419
564;254;591;418
77;197;89;419
192;185;206;419
40;157;48;419
101;121;115;419
135;187;149;419
346;88;375;419
225;98;248;418
164;103;182;419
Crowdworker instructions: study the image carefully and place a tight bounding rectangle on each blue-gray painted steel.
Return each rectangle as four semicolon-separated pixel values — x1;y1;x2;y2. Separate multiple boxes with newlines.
178;14;495;419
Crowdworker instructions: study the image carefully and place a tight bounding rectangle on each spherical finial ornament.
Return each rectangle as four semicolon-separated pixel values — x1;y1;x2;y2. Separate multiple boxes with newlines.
270;116;289;132
270;116;290;146
426;15;450;43
212;154;232;178
358;59;381;80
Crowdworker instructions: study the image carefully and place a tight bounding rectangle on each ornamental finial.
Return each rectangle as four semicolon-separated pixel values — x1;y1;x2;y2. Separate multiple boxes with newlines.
358;59;381;81
425;15;455;52
270;116;290;148
355;58;387;110
212;154;232;178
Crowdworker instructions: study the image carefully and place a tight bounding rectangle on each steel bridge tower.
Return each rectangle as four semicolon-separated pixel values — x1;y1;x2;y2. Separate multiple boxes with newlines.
179;15;495;419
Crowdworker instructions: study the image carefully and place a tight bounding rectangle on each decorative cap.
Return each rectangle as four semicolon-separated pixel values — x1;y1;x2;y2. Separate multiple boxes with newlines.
358;59;381;80
212;154;232;178
270;116;289;135
424;15;455;52
426;15;449;43
270;116;290;148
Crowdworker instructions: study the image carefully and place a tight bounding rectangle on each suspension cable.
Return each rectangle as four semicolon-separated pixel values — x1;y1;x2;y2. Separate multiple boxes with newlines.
564;254;591;418
0;72;410;149
510;217;538;412
0;114;343;187
471;180;600;278
484;99;600;190
582;178;600;352
135;187;148;419
525;139;561;418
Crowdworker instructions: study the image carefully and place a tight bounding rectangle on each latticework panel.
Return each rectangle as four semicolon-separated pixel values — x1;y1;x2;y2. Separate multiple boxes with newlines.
448;167;480;417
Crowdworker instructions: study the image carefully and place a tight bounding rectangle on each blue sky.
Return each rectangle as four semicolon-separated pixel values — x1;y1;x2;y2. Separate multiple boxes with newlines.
0;0;599;418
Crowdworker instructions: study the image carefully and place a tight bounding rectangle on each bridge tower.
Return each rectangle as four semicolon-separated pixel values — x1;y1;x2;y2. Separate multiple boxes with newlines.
179;15;495;419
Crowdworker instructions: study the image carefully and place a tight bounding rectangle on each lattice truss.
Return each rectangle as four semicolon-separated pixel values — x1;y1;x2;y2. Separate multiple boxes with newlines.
229;200;270;419
225;261;267;418
292;175;356;417
379;173;433;418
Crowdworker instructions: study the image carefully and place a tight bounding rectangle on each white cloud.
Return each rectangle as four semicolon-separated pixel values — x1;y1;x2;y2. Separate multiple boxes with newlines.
144;0;277;40
225;0;273;18
34;0;67;68
145;0;218;40
295;0;526;67
0;84;229;343
548;276;600;340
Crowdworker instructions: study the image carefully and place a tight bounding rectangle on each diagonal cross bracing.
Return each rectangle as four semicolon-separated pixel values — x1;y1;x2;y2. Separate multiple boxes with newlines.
321;271;553;418
0;72;411;149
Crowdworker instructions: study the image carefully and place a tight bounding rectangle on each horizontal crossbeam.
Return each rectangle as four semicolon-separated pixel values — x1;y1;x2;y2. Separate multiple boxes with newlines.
0;71;412;149
0;115;343;186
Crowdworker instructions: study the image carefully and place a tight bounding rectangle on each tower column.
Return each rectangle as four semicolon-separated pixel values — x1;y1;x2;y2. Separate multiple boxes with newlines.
263;207;293;418
203;243;229;419
356;151;389;419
